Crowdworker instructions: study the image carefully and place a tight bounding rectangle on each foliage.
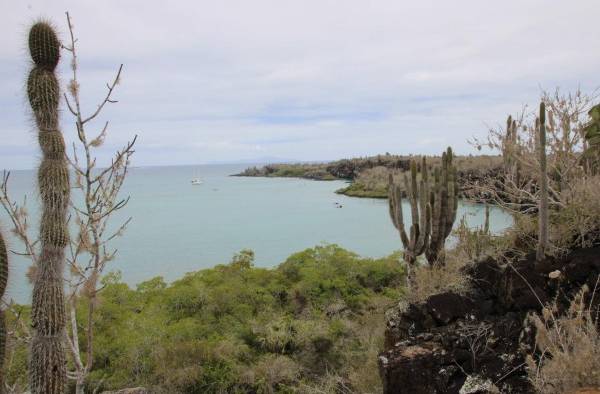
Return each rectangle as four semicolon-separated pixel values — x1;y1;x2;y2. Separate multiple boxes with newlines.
406;257;469;304
236;154;411;182
452;207;491;262
583;104;600;152
5;245;403;393
527;281;600;393
470;89;598;214
549;175;600;252
336;166;393;198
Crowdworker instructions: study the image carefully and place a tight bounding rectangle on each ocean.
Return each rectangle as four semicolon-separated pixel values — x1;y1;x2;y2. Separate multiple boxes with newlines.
1;164;513;303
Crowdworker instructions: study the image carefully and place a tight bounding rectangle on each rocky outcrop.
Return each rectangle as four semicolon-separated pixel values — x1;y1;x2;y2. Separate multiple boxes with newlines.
325;157;411;179
233;156;412;181
379;248;600;394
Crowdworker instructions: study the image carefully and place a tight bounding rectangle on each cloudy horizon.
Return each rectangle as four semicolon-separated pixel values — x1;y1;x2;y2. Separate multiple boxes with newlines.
1;1;599;170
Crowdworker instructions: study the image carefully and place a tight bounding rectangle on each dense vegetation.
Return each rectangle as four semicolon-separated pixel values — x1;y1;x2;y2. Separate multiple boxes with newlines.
234;154;412;184
6;245;404;393
236;155;503;199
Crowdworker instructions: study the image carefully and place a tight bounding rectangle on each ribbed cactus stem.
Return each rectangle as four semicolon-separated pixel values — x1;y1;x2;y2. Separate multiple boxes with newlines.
27;21;68;394
502;115;520;180
537;102;548;262
0;229;8;389
483;204;490;235
388;157;431;287
503;116;510;169
425;147;458;266
388;148;458;284
0;230;7;299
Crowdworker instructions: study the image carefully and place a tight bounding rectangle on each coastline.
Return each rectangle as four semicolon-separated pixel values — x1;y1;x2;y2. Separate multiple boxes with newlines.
233;154;504;201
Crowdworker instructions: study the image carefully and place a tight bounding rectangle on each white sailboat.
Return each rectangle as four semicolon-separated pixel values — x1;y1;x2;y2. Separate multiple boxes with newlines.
191;169;203;185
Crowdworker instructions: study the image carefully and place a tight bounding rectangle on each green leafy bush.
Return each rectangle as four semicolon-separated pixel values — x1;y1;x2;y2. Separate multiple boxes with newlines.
6;244;403;393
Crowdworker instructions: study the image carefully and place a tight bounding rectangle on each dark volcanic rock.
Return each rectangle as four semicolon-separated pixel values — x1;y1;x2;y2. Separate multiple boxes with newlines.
379;247;600;394
426;292;477;325
379;342;464;394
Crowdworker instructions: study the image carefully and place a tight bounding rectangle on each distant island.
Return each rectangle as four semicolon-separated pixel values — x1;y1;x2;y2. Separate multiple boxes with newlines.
234;153;503;199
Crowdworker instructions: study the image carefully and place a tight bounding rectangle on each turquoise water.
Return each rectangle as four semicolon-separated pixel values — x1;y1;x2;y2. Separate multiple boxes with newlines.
1;165;513;303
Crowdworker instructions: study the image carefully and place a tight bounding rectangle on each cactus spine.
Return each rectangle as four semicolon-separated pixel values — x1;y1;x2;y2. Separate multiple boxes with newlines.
388;157;431;286
537;102;548;262
0;229;7;390
388;148;459;285
425;148;458;264
27;21;68;394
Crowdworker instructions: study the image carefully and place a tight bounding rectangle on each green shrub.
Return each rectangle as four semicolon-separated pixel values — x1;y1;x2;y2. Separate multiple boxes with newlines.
5;244;402;392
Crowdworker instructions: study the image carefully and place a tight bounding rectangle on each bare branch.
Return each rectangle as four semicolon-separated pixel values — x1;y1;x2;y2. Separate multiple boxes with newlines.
0;171;39;264
82;64;123;125
61;12;136;391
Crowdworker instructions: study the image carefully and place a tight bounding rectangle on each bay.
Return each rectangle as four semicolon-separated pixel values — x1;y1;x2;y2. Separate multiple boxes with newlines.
1;164;513;303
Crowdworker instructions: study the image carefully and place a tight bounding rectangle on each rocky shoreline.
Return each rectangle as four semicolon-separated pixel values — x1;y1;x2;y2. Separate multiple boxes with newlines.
234;155;504;201
233;155;411;181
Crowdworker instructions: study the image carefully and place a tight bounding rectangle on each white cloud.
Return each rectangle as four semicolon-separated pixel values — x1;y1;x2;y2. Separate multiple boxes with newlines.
1;0;599;168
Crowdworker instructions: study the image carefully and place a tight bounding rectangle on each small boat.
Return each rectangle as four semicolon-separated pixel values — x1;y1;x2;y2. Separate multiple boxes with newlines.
191;168;203;185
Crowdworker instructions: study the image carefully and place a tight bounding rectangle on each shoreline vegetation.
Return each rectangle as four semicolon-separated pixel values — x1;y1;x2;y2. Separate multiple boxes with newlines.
6;245;405;393
233;154;503;199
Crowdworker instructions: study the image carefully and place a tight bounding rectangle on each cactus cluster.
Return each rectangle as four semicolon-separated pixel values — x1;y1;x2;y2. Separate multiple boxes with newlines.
502;115;523;184
388;158;430;284
27;21;68;394
0;229;8;389
426;148;459;263
388;148;458;284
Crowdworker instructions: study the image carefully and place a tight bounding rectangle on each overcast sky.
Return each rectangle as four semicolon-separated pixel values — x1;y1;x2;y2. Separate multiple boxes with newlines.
1;1;599;169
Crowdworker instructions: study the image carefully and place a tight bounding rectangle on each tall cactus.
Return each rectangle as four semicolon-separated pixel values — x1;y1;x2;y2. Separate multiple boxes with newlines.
0;229;8;390
27;21;68;394
426;148;458;264
388;157;431;286
537;102;548;262
388;148;458;285
502;115;518;171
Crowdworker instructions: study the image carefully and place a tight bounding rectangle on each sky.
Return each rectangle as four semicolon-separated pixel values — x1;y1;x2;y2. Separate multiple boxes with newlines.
1;1;599;169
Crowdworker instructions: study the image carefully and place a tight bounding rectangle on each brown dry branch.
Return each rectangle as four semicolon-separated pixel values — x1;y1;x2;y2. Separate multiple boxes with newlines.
61;12;136;394
0;172;39;264
470;89;597;212
469;89;599;256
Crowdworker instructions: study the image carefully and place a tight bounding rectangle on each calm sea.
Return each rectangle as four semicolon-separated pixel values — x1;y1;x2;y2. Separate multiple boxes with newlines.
1;164;512;303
